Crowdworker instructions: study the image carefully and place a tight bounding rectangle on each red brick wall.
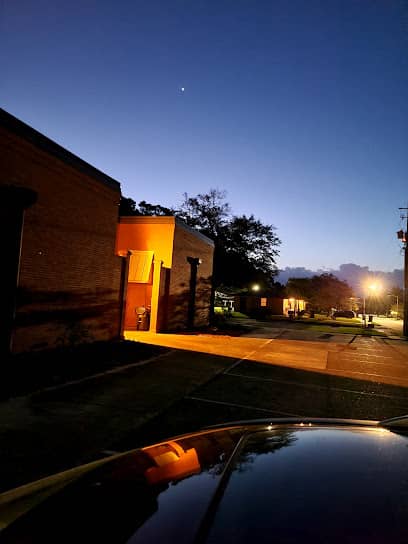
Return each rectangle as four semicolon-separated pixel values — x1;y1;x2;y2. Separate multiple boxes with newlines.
0;125;122;352
168;221;214;330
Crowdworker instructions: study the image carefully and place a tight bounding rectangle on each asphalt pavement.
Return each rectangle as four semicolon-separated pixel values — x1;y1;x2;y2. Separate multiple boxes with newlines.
1;321;407;494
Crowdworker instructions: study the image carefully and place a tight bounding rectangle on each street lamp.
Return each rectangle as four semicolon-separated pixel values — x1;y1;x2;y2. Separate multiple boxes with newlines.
387;294;399;319
362;282;381;327
397;208;408;338
252;284;260;292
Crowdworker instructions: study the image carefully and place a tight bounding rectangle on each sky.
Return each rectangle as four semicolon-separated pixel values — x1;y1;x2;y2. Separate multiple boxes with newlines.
1;0;407;272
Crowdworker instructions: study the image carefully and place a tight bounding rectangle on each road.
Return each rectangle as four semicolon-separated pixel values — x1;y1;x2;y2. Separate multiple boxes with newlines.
374;317;403;335
116;327;408;453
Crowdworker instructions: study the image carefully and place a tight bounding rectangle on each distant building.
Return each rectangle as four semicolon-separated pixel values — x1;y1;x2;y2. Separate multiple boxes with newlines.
116;216;214;331
215;290;235;313
234;295;306;316
0;109;123;354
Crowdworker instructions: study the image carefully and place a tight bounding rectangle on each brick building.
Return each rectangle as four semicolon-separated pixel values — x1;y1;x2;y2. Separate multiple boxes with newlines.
234;295;307;316
116;216;214;332
0;108;124;354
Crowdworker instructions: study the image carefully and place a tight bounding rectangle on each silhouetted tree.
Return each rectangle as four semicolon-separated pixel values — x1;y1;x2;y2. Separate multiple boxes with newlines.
310;273;352;313
178;190;281;288
287;273;353;313
119;196;175;217
119;196;138;216
286;277;315;300
178;189;231;239
137;200;175;216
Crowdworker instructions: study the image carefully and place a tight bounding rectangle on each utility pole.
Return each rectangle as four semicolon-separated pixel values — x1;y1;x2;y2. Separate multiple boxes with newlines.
397;208;408;338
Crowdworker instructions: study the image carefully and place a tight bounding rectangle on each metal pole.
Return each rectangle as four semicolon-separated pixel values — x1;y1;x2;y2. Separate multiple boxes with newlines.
398;208;408;338
404;236;408;337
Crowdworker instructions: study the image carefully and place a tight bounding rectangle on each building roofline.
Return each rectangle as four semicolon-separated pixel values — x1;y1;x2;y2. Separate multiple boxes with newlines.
0;108;121;192
119;216;176;225
175;217;215;246
119;215;215;246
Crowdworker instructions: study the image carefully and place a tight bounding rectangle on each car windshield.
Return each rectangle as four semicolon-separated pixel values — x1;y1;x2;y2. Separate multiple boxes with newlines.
0;1;407;536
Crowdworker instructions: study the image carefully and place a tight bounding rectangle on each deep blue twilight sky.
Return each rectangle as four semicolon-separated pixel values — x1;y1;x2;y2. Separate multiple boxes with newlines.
1;0;407;272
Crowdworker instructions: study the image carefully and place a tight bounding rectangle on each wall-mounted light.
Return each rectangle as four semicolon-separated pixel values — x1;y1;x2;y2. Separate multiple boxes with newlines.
187;257;202;266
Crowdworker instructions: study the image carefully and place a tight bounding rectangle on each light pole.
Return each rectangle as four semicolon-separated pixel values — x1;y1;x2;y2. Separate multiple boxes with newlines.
397;207;408;338
387;294;399;319
362;282;381;327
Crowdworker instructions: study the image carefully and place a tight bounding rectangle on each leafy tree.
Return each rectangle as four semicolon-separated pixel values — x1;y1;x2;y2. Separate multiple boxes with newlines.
287;274;353;314
286;277;314;300
178;190;281;288
178;189;230;239
119;196;138;216
309;273;352;313
137;200;175;216
387;286;404;317
119;196;174;217
389;286;403;300
225;215;281;278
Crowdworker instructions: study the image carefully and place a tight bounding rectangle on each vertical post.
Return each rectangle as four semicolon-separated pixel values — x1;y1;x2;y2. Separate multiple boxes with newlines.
187;257;201;330
399;208;408;338
117;252;130;339
149;259;163;333
404;231;408;337
0;186;37;357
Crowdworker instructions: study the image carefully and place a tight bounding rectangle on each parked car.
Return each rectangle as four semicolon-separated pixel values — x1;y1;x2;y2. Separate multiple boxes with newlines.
1;417;408;543
332;310;356;318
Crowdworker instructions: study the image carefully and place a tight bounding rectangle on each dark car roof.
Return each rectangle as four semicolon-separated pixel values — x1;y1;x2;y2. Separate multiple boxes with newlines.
1;420;408;543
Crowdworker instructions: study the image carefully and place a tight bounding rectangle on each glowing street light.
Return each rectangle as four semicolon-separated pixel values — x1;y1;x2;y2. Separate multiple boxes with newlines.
368;282;381;293
252;284;260;292
362;282;382;327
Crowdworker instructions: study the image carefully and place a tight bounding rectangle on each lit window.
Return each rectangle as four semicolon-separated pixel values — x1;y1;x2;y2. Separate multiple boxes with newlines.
261;298;267;307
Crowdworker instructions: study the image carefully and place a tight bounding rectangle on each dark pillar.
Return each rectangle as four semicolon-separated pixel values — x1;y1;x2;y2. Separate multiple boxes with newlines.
187;257;201;329
0;185;37;356
404;237;408;338
398;212;408;339
118;253;130;339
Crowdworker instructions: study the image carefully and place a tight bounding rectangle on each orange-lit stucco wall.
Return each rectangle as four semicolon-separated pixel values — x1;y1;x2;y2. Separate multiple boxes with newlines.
116;217;175;267
124;284;153;329
116;217;176;330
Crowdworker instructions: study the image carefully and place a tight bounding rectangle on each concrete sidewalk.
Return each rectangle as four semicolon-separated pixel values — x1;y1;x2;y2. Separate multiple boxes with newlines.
126;331;408;387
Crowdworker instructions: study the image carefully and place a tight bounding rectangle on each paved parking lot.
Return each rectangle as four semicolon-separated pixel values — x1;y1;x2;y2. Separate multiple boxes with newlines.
125;330;408;387
1;328;407;494
115;330;408;450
